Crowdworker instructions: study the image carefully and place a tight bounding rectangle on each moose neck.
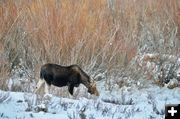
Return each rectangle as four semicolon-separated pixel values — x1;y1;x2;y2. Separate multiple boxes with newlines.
81;80;91;89
78;69;92;89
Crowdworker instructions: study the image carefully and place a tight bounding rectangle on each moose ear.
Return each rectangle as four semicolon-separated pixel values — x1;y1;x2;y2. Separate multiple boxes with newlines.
90;80;96;87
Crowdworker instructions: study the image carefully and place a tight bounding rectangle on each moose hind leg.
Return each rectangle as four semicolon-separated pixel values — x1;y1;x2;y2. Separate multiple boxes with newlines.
34;79;45;93
45;82;50;94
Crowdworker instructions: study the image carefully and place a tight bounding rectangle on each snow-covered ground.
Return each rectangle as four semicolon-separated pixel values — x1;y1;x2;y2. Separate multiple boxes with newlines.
1;82;180;119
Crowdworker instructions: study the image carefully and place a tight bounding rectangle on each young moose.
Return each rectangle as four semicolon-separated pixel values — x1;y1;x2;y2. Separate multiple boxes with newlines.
34;63;99;96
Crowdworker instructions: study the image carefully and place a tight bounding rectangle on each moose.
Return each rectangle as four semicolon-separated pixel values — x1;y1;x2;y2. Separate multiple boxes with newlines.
34;63;99;96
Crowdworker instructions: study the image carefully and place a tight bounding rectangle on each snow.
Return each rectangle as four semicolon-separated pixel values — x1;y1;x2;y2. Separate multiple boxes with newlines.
1;83;180;119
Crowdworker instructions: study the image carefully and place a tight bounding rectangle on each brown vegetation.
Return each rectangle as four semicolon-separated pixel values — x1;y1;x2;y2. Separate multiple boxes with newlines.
0;0;180;91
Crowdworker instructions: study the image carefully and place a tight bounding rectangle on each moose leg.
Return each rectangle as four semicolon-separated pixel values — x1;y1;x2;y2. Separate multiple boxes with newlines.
68;84;74;95
45;82;50;94
34;79;45;93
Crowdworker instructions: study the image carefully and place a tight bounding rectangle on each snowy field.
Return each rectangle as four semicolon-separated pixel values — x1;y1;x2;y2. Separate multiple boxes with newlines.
1;82;180;119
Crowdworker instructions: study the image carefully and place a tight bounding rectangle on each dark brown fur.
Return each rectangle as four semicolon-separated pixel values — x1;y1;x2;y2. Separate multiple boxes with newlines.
39;63;99;96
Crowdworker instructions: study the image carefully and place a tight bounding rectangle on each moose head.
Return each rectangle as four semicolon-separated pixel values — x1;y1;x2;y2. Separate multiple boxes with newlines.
87;80;99;96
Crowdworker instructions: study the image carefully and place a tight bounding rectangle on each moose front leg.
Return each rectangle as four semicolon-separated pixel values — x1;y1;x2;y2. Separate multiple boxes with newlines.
68;83;74;95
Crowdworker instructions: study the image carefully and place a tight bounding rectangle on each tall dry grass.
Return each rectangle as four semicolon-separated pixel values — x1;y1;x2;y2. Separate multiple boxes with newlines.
0;0;180;91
